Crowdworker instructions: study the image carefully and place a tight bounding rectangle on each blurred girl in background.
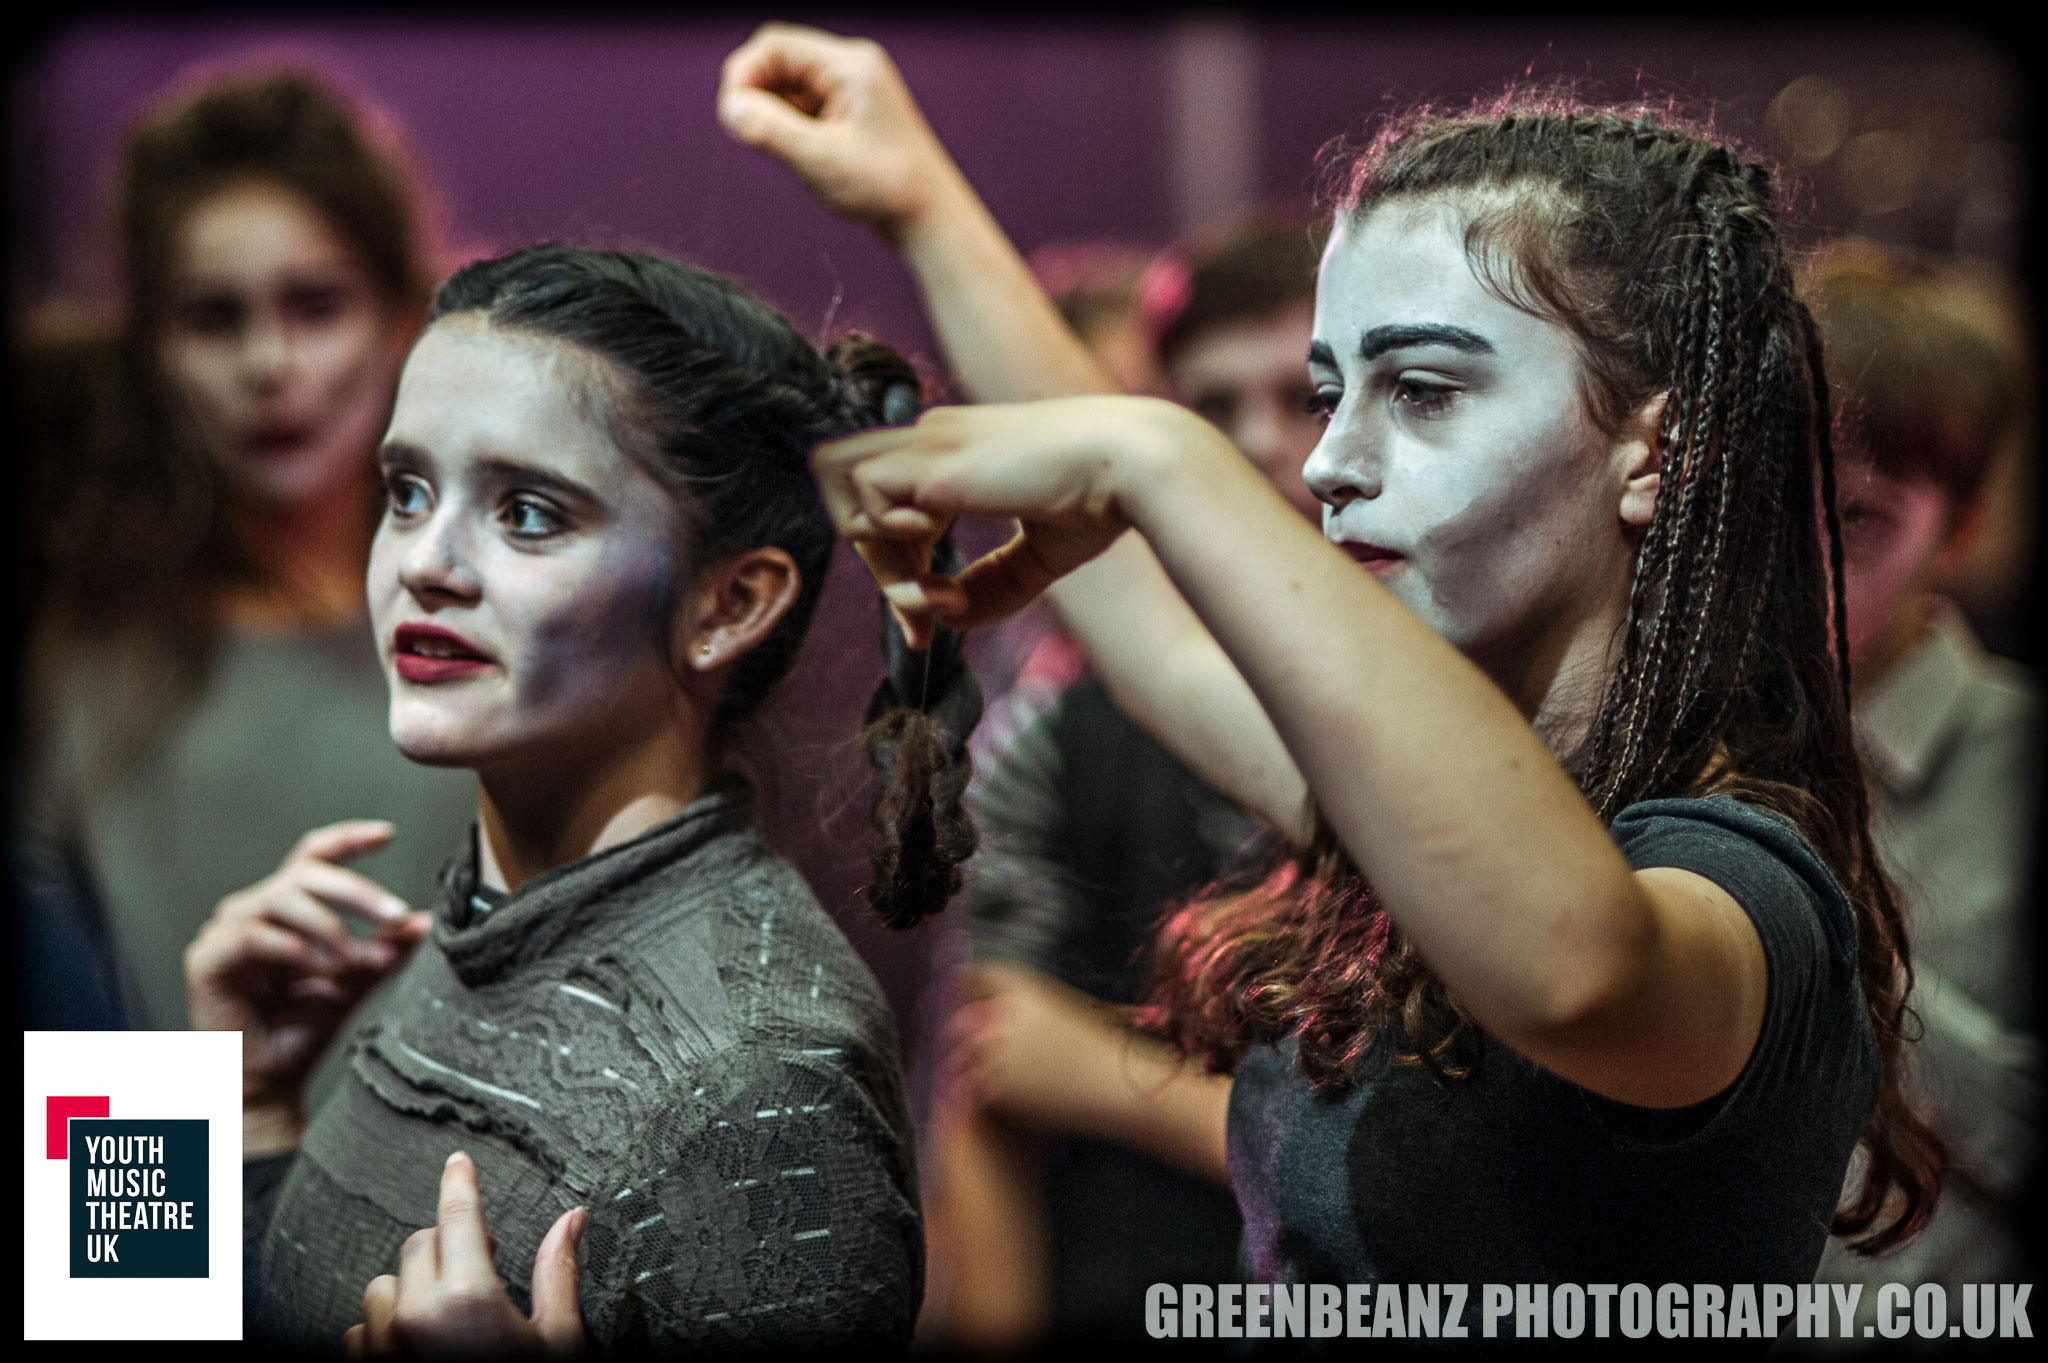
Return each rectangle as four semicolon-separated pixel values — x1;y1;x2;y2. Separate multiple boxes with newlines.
938;214;1324;1344
16;69;474;1032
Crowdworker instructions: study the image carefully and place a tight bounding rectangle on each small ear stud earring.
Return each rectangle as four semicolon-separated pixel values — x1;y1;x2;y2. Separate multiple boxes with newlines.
699;643;713;658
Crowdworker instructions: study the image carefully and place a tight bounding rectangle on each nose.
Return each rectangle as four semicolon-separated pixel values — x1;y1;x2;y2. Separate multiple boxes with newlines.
239;315;292;395
1301;403;1382;510
395;510;482;608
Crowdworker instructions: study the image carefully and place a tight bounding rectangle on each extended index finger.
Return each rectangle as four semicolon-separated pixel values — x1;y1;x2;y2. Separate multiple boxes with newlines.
287;820;397;869
434;1152;497;1291
812;426;919;534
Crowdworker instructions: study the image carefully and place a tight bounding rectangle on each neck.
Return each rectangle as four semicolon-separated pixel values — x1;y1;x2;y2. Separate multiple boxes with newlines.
1488;575;1633;764
1851;595;1934;700
219;469;376;629
474;719;710;894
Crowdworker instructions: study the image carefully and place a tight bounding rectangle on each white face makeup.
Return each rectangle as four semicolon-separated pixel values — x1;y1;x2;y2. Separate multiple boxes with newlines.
159;180;403;510
368;320;686;774
1302;203;1641;672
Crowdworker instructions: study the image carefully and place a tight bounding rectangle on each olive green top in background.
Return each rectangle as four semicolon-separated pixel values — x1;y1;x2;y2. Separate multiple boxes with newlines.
75;621;475;1032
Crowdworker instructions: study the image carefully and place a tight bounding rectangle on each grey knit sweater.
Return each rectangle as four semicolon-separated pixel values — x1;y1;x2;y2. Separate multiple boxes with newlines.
245;778;921;1353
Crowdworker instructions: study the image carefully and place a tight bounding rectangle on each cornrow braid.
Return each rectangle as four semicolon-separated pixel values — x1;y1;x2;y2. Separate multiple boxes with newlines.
1141;92;1944;1256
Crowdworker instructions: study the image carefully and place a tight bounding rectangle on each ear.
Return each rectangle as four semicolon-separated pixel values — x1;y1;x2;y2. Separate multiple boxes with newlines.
677;547;803;675
1615;391;1668;531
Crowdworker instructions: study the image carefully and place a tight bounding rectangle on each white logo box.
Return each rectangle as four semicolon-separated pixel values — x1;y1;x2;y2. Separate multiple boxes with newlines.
22;1032;242;1340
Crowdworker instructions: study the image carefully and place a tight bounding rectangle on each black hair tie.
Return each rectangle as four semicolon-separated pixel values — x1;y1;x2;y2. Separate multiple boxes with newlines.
863;529;983;761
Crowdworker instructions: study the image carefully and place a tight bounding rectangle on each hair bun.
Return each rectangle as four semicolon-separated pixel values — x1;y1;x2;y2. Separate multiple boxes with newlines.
823;332;923;432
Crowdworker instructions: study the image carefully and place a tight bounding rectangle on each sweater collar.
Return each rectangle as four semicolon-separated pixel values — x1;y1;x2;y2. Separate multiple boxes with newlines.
434;774;755;987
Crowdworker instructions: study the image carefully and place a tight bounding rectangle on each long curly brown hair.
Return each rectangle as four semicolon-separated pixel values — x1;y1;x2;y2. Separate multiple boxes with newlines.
1134;92;1944;1256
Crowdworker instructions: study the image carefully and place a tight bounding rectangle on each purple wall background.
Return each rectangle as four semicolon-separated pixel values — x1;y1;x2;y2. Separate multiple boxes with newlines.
9;15;2025;1041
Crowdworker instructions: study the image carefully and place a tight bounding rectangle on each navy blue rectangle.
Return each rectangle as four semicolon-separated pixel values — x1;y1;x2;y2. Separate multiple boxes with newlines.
69;1119;209;1279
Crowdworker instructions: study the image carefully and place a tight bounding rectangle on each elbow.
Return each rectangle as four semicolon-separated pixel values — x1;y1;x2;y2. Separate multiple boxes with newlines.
1519;880;1660;1038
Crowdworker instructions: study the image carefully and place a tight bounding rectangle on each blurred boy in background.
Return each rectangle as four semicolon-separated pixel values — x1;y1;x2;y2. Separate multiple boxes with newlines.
1806;240;2038;1311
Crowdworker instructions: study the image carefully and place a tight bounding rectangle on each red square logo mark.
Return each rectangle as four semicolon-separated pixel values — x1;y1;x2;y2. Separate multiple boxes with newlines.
46;1096;110;1159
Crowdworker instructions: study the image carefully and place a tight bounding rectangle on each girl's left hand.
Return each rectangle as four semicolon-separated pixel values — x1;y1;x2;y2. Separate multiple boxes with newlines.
813;395;1203;647
344;1152;586;1359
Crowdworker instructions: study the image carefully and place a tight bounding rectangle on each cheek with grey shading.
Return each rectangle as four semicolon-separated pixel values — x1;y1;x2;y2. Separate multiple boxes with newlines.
503;530;679;727
1383;408;1601;651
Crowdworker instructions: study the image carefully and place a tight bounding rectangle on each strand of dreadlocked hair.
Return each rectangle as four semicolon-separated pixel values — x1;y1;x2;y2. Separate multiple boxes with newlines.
840;354;984;929
1132;87;1942;1254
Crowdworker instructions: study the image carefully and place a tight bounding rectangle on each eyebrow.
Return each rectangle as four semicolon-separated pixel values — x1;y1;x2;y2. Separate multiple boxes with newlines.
1358;324;1495;361
377;442;601;505
473;456;601;506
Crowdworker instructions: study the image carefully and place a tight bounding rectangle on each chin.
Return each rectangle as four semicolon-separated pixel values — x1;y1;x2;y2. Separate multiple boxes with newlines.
221;442;367;510
387;698;494;770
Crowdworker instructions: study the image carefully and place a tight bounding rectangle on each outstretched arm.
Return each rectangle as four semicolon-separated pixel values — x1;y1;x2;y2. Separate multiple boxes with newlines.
718;24;1310;835
813;398;1771;1112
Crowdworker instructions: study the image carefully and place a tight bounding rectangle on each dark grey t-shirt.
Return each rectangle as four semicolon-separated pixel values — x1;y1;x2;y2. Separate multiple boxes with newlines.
1228;796;1877;1292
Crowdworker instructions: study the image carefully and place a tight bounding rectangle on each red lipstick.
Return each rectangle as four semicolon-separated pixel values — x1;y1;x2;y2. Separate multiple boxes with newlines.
393;623;494;683
1337;540;1407;576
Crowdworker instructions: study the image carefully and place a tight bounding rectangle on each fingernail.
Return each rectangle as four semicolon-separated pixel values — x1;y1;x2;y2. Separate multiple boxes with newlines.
570;1207;588;1247
883;580;930;610
446;1150;466;1168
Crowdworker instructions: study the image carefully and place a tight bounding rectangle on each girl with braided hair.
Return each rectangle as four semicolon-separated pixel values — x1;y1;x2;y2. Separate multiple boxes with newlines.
725;23;1942;1300
185;243;976;1353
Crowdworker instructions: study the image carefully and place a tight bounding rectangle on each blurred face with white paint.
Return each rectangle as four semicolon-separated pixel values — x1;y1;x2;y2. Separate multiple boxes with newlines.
159;180;409;512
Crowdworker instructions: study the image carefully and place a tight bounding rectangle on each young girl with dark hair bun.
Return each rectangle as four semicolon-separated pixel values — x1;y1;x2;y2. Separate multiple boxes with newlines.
187;243;974;1353
723;22;1943;1302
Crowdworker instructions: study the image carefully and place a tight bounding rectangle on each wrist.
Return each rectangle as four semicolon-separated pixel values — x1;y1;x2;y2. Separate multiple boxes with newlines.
891;158;990;264
243;1098;303;1159
1107;401;1230;529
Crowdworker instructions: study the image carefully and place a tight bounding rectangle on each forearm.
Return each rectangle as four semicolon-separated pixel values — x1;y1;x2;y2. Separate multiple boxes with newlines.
1080;1034;1233;1187
894;171;1117;404
890;180;1304;829
1053;535;1308;837
922;1101;1048;1347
